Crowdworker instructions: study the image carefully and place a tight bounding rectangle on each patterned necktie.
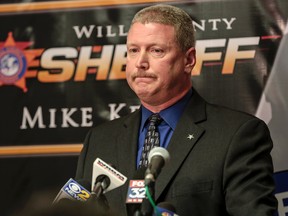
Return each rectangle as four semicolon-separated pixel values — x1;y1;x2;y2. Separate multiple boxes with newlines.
139;113;163;168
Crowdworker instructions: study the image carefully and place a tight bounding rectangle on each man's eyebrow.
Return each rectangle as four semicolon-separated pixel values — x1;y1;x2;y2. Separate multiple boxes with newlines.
127;42;168;47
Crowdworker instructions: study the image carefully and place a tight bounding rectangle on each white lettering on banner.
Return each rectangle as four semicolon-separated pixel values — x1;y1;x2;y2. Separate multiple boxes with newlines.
20;107;46;129
20;104;139;129
106;25;116;37
222;18;236;30
197;18;236;31
20;106;93;129
49;108;57;128
61;108;79;128
81;107;93;127
129;105;140;113
187;18;238;32
96;26;103;38
109;103;140;120
72;25;128;39
72;18;236;40
109;103;126;120
276;192;288;216
73;25;95;38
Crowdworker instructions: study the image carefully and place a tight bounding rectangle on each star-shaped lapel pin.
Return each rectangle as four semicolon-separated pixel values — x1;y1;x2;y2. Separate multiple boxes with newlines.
187;134;194;140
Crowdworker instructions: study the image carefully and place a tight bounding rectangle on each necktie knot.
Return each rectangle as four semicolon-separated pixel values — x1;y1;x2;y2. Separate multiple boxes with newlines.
148;113;162;126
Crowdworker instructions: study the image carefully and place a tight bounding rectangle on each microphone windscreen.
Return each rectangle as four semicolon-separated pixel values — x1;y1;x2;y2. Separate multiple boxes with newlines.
148;147;170;164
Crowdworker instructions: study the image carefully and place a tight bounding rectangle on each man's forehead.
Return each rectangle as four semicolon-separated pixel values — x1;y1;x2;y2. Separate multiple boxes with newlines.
127;22;176;39
129;21;175;30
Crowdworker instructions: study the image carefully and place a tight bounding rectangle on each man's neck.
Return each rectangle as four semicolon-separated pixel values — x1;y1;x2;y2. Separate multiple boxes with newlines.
141;87;191;113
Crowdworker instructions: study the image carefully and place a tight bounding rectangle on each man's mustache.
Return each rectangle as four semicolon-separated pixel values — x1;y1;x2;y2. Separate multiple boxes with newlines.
131;72;157;79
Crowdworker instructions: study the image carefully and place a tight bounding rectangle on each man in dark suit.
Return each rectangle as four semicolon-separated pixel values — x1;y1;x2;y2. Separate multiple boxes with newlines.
75;4;277;216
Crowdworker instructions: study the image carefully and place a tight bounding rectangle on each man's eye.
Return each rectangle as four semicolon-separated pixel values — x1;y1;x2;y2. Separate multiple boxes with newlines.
128;48;138;53
151;48;164;57
127;48;139;57
128;48;140;57
152;49;163;53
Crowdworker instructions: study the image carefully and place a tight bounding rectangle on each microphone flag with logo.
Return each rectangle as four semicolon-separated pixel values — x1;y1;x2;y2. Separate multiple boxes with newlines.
53;178;91;203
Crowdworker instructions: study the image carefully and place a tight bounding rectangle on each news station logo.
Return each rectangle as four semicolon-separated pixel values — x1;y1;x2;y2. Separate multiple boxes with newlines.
126;180;145;203
63;178;90;201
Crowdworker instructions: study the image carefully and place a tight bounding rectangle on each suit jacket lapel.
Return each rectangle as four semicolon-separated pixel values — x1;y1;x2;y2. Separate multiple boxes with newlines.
155;90;207;201
116;109;141;204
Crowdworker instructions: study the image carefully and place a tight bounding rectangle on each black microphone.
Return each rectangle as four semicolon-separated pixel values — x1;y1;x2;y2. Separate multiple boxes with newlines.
145;147;170;186
53;178;91;204
88;175;111;213
91;174;110;198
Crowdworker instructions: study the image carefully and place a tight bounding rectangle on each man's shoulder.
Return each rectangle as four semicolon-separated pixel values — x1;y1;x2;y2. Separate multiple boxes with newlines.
189;89;262;124
206;102;264;126
209;102;253;116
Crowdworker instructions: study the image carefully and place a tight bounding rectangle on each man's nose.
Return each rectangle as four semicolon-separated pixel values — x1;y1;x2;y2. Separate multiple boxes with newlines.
135;51;149;70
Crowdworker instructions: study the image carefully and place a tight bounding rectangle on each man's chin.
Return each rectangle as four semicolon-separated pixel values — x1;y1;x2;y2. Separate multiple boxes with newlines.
135;90;151;99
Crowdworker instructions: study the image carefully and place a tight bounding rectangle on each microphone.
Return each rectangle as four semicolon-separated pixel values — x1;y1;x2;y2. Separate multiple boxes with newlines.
91;158;127;197
53;178;91;204
145;147;170;186
154;202;179;216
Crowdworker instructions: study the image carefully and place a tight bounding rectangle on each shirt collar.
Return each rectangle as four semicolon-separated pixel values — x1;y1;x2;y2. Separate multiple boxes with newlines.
140;89;192;131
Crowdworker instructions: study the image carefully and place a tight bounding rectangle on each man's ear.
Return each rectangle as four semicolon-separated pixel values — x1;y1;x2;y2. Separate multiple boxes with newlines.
184;47;196;74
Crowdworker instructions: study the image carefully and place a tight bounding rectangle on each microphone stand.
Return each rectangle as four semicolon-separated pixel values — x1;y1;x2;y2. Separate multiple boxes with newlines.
139;180;155;216
87;182;110;213
134;148;170;216
91;182;103;198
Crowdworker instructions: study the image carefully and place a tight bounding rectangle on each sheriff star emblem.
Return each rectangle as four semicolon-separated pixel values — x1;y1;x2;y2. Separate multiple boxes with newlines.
187;134;194;140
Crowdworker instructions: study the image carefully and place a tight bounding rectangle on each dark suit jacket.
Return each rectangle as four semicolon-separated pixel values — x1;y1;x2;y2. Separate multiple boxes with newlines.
75;89;277;216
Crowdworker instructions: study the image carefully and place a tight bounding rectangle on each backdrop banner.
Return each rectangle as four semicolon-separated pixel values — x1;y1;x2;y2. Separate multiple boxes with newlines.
0;0;287;215
256;21;288;215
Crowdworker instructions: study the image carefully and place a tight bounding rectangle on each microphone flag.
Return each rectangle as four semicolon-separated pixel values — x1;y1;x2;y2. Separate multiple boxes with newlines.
53;178;91;203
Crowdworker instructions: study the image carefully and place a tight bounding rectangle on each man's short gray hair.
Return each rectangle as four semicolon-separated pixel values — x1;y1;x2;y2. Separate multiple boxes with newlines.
131;4;195;52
